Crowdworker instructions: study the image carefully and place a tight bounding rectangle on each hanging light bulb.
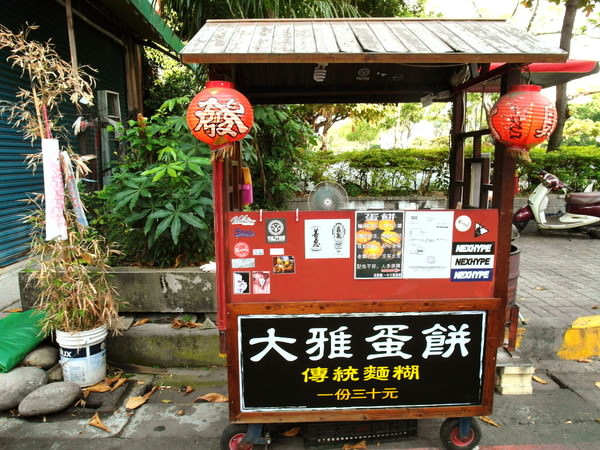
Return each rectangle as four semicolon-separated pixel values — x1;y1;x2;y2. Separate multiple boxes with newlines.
313;63;328;82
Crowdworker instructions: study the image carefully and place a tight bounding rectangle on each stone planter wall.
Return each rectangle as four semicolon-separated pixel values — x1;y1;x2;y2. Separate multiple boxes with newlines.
19;268;216;314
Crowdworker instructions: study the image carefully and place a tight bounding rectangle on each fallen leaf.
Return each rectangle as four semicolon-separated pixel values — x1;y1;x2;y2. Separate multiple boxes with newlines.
104;374;122;386
137;381;146;385
132;318;151;327
84;383;112;393
592;306;599;310
281;426;301;437
594;382;600;389
176;409;185;416
161;399;172;404
342;440;367;450
532;375;549;385
110;378;127;392
194;392;228;403
534;286;546;291
171;319;201;329
143;386;159;400
4;308;23;313
88;412;110;433
183;386;195;395
578;358;593;363
479;416;501;428
125;396;148;410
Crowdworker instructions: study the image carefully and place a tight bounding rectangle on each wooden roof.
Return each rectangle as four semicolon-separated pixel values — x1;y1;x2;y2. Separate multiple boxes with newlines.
180;18;568;104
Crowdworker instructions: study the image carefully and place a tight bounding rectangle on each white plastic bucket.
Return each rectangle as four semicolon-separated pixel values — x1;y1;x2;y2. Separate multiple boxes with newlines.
55;325;108;387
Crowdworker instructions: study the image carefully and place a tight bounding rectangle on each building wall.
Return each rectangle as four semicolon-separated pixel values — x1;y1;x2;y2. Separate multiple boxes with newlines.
0;0;129;266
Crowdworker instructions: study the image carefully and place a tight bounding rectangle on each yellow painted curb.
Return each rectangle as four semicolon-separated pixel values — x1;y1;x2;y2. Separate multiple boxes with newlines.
557;315;600;360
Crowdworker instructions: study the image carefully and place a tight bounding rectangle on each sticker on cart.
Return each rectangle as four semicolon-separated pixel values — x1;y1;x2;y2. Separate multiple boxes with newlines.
305;219;350;259
269;248;284;256
454;215;472;232
231;214;256;226
266;218;286;243
272;255;295;274
234;228;256;238
233;242;250;258
475;223;489;237
354;211;403;279
252;248;264;256
251;271;271;294
232;258;255;269
232;272;250;294
450;242;495;282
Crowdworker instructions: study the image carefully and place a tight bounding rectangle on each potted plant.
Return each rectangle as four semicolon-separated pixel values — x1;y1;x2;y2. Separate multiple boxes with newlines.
0;24;120;386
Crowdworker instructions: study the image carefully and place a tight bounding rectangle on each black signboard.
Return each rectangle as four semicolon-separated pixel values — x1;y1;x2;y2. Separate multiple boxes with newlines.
238;311;486;412
355;211;404;279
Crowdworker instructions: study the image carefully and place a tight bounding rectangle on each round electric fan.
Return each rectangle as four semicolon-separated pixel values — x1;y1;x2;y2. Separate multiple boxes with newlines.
307;182;349;211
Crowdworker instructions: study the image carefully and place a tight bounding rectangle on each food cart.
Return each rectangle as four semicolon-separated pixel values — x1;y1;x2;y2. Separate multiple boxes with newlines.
180;18;570;449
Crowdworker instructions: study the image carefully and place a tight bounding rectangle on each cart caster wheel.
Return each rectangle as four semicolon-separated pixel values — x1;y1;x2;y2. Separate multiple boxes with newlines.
440;418;481;450
221;424;254;450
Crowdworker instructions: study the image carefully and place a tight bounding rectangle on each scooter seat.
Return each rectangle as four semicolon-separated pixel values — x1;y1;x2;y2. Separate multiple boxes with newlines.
566;192;600;206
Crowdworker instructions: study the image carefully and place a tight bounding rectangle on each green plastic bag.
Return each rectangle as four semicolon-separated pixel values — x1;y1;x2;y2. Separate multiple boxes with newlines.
0;309;46;373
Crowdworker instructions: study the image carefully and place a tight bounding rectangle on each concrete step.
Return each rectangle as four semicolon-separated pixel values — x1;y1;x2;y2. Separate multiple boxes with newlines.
107;314;223;369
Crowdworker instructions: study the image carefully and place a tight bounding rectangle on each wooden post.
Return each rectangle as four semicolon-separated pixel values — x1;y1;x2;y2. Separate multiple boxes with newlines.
449;93;465;208
65;0;78;73
492;69;522;345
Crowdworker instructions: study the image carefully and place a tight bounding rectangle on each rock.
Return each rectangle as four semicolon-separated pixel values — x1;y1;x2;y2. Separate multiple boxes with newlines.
21;344;59;369
0;367;47;411
46;362;63;382
18;382;81;416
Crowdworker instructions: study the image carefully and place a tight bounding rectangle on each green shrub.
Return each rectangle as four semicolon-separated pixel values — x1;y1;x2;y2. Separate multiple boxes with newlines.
89;97;214;267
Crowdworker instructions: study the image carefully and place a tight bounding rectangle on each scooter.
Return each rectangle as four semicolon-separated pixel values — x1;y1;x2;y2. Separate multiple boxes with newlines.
513;171;600;238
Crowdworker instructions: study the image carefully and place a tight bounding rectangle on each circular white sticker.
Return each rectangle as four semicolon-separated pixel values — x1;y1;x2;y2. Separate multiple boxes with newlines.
455;215;472;232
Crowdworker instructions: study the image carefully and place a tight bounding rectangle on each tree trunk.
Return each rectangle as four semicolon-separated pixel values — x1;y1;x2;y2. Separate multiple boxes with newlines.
547;0;578;151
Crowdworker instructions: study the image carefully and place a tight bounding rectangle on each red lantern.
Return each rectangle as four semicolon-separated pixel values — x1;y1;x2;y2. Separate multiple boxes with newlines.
488;84;557;162
186;81;254;149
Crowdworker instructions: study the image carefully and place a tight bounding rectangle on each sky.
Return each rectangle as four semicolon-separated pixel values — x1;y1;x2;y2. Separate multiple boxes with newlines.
424;0;600;96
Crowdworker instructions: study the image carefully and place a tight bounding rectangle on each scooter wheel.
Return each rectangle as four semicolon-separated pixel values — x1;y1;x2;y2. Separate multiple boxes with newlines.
513;220;528;232
588;228;600;239
440;418;481;450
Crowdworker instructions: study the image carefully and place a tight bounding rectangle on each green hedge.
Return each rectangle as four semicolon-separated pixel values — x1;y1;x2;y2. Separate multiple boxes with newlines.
305;146;600;196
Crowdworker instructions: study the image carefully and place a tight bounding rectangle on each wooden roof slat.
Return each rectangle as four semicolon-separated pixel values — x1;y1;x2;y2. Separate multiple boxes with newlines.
312;22;339;53
202;23;238;54
401;21;455;53
248;22;275;53
440;21;499;54
272;22;295;53
487;22;555;54
180;22;218;54
330;22;363;53
459;22;517;53
349;22;386;52
294;22;317;53
368;22;409;52
386;22;433;53
426;21;477;53
225;23;256;54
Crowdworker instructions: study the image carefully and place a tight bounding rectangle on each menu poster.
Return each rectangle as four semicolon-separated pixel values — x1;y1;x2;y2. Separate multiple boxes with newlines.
354;211;404;279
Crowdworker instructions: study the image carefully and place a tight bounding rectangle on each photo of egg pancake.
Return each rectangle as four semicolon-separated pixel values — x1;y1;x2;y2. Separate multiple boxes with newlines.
354;211;404;279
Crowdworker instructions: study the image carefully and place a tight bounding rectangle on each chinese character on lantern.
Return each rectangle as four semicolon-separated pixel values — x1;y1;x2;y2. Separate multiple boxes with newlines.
488;84;557;162
186;80;254;149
